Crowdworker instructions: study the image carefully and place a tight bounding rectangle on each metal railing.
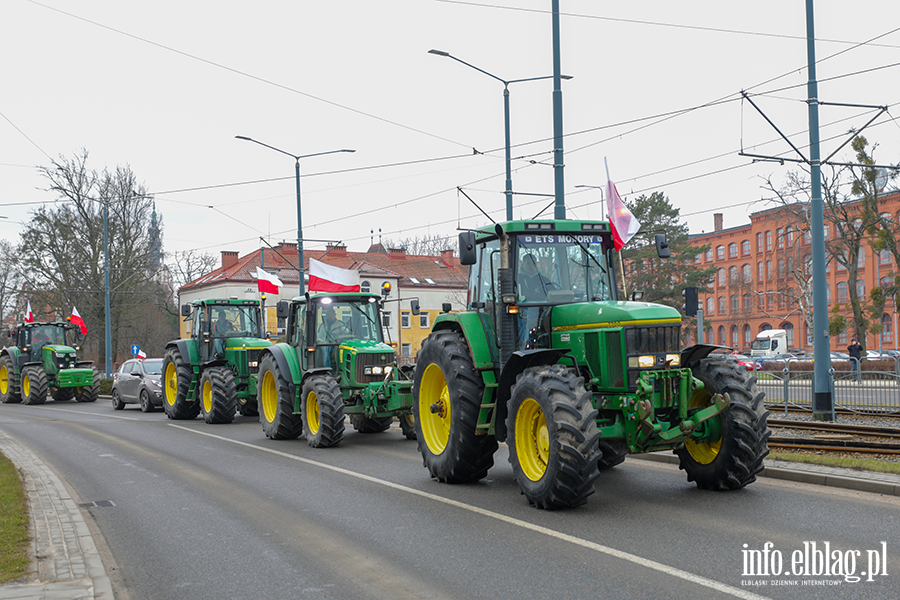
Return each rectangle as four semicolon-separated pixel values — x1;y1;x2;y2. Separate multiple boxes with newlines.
756;357;900;415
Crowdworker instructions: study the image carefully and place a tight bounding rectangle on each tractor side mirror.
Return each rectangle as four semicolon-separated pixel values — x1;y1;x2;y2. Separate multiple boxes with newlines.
410;299;420;316
459;231;477;265
276;300;291;320
655;234;670;259
181;304;192;317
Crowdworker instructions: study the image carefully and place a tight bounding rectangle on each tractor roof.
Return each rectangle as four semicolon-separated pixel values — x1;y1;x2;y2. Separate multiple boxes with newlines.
473;219;611;239
15;321;75;330
191;299;261;307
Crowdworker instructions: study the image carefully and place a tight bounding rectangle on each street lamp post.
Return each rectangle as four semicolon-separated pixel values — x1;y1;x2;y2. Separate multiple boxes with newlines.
428;49;571;221
235;136;354;294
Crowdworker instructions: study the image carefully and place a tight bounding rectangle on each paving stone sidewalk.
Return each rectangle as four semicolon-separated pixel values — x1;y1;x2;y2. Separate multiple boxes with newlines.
0;430;113;600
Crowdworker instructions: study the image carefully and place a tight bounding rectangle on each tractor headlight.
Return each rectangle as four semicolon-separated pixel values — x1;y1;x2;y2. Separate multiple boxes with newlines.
666;354;681;367
55;352;66;358
364;366;392;376
248;361;258;368
628;355;656;369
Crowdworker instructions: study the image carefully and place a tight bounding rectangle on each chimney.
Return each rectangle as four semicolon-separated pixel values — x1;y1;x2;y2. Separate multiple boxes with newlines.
714;213;723;232
388;247;407;259
278;242;297;252
441;249;454;261
221;250;239;270
326;243;348;257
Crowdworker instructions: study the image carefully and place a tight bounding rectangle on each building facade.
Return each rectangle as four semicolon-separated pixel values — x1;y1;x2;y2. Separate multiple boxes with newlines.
177;242;468;362
686;191;900;354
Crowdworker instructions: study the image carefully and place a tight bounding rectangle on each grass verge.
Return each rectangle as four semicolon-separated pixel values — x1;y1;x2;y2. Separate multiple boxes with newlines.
769;451;900;475
0;451;29;582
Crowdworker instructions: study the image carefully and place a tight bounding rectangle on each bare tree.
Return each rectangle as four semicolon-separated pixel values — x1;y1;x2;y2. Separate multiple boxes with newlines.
383;233;455;256
0;240;25;327
164;249;218;310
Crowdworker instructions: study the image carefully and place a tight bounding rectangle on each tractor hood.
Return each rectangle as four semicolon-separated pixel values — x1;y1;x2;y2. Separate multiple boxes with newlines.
548;301;681;333
43;344;76;354
224;337;273;350
338;339;396;355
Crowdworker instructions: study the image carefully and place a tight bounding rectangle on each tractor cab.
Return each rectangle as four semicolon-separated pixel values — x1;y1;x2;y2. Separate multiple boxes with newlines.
14;322;80;365
187;300;264;363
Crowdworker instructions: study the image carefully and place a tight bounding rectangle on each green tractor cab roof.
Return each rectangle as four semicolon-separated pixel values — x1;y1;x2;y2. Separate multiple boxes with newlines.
472;219;611;238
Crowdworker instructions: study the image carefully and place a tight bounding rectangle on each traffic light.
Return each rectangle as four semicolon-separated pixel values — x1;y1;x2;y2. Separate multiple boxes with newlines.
682;286;698;316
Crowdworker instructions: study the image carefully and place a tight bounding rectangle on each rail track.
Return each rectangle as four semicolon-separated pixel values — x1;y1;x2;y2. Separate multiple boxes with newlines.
768;418;900;455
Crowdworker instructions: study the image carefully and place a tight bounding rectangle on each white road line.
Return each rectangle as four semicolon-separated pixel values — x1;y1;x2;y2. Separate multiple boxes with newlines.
170;423;770;600
38;406;140;421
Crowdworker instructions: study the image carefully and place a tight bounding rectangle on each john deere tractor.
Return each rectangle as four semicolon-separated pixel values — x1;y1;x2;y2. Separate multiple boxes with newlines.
163;299;271;423
0;321;99;405
413;219;770;509
256;292;418;447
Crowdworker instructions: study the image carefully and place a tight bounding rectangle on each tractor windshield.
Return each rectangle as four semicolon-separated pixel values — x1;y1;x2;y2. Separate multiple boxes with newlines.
28;325;67;348
515;233;614;306
209;305;262;338
316;299;382;345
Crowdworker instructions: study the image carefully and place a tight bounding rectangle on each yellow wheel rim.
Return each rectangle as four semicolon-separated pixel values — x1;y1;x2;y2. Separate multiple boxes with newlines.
0;365;8;395
22;374;30;397
684;388;722;464
202;379;213;414
260;370;277;424
515;397;549;481
164;362;178;406
305;390;320;435
418;363;451;455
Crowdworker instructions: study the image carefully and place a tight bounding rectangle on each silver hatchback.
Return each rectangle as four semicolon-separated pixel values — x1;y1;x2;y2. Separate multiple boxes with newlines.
111;358;164;412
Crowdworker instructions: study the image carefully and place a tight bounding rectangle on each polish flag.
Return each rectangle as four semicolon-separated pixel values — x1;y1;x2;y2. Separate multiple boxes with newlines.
308;258;360;293
24;301;34;323
605;158;641;251
256;267;283;294
137;349;147;359
69;306;87;335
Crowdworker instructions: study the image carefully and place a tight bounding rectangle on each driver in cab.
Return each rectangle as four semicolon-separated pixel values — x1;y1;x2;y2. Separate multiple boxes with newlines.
318;307;351;343
519;254;553;302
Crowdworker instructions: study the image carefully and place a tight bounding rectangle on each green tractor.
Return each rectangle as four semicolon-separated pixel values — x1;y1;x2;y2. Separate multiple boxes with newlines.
163;299;272;423
0;321;99;405
256;291;418;446
413;219;770;509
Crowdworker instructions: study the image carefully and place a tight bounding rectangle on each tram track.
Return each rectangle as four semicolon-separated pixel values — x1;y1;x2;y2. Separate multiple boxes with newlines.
767;417;900;456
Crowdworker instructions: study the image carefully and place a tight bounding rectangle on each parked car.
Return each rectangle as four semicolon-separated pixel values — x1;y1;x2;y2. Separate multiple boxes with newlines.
729;353;760;371
111;358;164;412
830;351;849;360
754;353;799;368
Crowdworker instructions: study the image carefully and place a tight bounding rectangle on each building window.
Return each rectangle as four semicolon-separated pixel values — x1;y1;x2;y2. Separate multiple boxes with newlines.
777;258;785;278
757;262;764;282
880;276;893;289
705;248;713;262
760;323;772;332
743;324;752;346
401;311;410;328
776;228;784;249
717;268;725;286
858;249;865;268
730;295;738;312
784;322;794;347
880;249;892;265
766;260;773;280
707;297;714;315
401;343;412;360
765;230;772;251
766;295;774;310
758;295;765;310
756;232;763;253
382;311;391;328
694;253;702;264
361;280;371;293
718;296;727;313
731;325;739;348
882;314;893;344
857;279;866;300
729;266;738;283
741;240;751;256
716;245;725;260
786;226;794;247
836;282;849;303
419;312;430;328
718;326;727;346
742;293;752;311
728;243;738;259
742;264;751;283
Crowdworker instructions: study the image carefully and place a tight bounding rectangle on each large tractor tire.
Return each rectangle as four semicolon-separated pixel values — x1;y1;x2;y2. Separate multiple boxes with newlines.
507;365;601;509
597;440;629;470
237;397;259;418
413;330;497;483
348;414;393;433
21;366;48;405
398;413;416;440
258;354;302;440
162;347;199;420
301;375;344;448
199;367;238;424
52;387;76;402
74;367;100;403
675;357;771;490
0;355;21;404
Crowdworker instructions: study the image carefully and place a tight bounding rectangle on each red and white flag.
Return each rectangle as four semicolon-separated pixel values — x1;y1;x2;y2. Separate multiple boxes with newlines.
24;301;34;323
605;158;641;251
256;267;283;294
308;258;360;293
137;349;147;359
69;306;87;335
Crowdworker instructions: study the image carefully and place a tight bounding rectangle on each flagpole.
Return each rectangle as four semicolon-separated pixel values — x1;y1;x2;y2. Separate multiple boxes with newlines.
604;158;629;299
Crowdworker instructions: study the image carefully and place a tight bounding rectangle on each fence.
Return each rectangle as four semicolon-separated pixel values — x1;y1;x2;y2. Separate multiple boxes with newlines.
756;357;900;416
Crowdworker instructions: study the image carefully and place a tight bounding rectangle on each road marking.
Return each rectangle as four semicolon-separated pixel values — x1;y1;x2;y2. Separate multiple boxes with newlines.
37;406;140;421
170;423;769;600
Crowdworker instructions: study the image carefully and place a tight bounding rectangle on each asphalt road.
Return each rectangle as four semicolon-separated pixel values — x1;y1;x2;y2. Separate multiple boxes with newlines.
1;400;898;600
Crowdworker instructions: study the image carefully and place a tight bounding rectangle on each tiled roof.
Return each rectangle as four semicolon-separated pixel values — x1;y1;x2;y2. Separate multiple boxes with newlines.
181;244;467;292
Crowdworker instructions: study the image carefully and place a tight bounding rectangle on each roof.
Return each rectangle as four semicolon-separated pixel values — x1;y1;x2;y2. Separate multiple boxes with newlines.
180;244;467;293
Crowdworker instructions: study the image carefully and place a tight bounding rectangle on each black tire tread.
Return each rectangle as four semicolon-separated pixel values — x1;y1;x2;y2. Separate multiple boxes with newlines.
200;367;238;424
259;354;302;440
0;355;21;404
162;347;199;420
74;367;100;403
22;366;48;405
302;375;344;448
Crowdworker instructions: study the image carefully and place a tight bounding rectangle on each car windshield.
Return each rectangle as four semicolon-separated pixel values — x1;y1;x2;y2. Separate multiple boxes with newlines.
515;233;614;305
209;305;261;338
750;338;772;351
142;359;163;375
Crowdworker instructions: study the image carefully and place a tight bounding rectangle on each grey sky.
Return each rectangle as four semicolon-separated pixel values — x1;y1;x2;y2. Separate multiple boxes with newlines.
3;0;899;259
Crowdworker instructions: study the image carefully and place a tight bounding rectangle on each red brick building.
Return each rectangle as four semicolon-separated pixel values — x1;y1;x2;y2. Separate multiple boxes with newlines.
686;191;900;354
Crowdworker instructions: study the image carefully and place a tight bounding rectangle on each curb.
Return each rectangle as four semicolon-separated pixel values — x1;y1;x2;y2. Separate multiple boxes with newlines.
631;452;900;497
0;431;114;600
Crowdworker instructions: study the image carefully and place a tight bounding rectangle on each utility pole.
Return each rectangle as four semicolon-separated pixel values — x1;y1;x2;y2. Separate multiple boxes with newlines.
551;0;565;219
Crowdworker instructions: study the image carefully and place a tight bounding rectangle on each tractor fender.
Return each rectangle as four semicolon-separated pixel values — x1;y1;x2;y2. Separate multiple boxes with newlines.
680;344;732;369
432;311;495;369
166;339;200;371
494;348;573;442
1;347;21;374
258;344;302;402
